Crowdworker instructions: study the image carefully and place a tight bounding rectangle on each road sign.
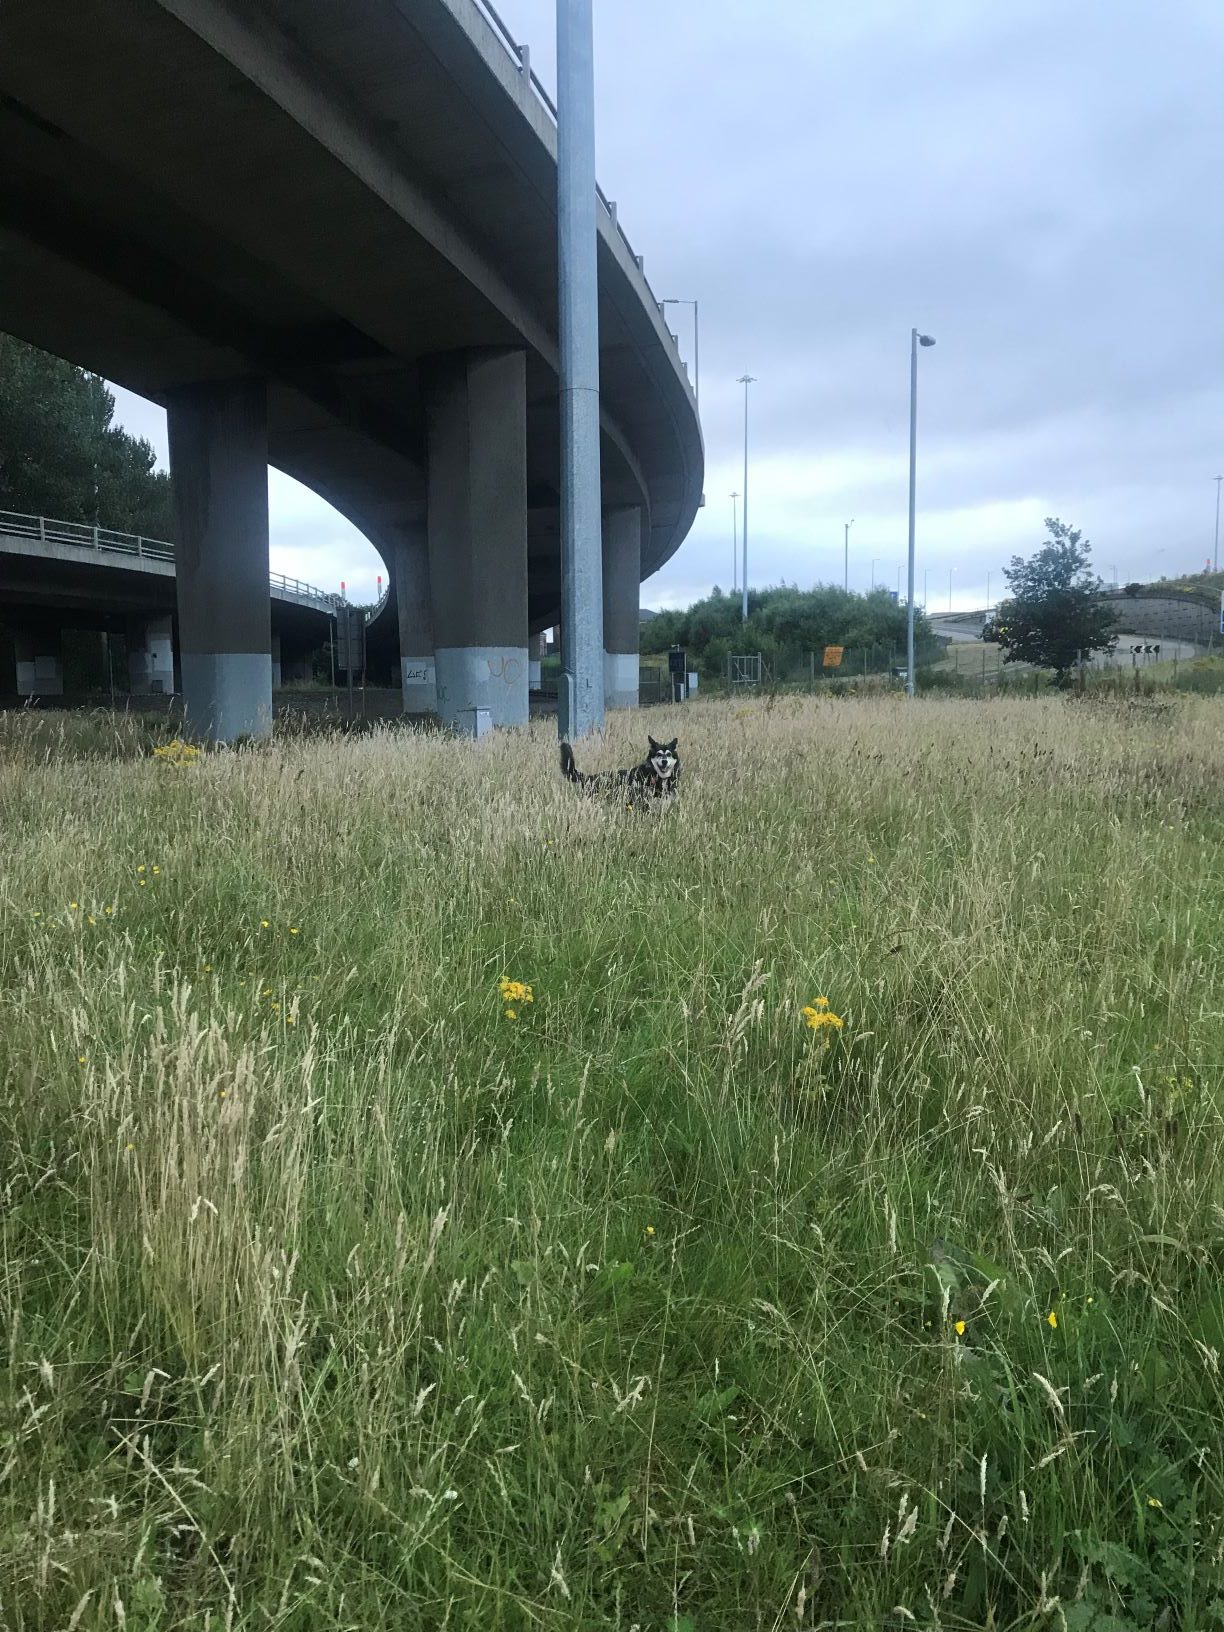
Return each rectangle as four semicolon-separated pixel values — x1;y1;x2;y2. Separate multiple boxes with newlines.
334;606;366;675
823;645;844;668
668;645;687;677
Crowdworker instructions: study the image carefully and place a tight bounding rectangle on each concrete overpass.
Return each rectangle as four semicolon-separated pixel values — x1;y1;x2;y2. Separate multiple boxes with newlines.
0;0;703;737
0;509;391;696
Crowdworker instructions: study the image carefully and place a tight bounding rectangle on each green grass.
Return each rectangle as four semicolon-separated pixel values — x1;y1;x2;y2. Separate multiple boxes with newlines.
2;696;1223;1630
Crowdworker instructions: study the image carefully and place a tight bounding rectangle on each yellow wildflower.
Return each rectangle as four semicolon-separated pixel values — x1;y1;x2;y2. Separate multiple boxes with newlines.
1046;1310;1058;1330
289;927;300;936
498;978;534;1006
151;866;161;876
801;1000;845;1033
152;739;200;767
138;880;147;888
77;1055;87;1065
645;1225;656;1237
137;866;146;875
260;919;270;929
954;1319;966;1336
70;901;79;911
1147;1496;1162;1510
87;915;96;926
505;1008;518;1021
124;1143;135;1152
104;906;114;916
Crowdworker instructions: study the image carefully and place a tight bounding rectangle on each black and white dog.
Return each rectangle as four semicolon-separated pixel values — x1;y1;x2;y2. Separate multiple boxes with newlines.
560;736;680;802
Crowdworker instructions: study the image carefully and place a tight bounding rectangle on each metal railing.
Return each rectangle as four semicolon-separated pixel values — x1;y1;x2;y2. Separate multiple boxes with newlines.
0;509;351;613
468;0;658;295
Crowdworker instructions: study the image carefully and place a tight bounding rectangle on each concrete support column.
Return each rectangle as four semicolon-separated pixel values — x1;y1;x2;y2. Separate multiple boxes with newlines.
395;511;436;713
271;633;282;690
127;614;175;695
166;377;271;742
529;631;546;690
602;504;642;709
14;632;64;698
425;350;528;728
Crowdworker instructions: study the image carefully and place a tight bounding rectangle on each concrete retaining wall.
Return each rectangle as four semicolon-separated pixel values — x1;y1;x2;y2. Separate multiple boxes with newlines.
1104;594;1217;645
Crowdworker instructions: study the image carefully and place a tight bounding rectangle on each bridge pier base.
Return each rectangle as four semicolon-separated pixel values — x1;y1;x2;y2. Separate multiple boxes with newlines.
426;350;528;730
603;505;641;709
166;377;272;742
395;511;436;713
127;615;175;695
14;632;64;698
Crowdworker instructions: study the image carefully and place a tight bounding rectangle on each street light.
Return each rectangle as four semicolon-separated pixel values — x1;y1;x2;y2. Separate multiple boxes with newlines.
556;0;604;741
661;299;699;411
738;374;756;621
844;518;854;593
1214;476;1222;573
906;329;936;698
730;491;739;594
923;567;929;608
871;556;884;591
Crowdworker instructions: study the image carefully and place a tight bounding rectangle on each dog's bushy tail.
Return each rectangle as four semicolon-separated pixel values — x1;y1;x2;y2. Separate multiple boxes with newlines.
559;741;580;782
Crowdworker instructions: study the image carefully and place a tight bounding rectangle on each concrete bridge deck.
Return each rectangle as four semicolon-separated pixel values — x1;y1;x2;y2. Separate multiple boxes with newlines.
0;0;703;736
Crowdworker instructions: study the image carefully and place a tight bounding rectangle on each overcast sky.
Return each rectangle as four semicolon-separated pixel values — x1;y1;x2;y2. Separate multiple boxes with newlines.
112;0;1224;612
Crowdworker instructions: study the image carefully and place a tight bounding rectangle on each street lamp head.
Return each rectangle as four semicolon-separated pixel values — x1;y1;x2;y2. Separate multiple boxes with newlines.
918;334;936;348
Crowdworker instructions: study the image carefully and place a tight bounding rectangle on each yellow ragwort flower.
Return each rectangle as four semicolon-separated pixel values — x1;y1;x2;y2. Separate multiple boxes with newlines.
645;1225;656;1237
954;1319;966;1336
289;927;300;936
137;866;146;875
1046;1310;1059;1330
260;920;271;930
77;1055;87;1065
70;901;79;911
505;1008;518;1021
801;1002;845;1033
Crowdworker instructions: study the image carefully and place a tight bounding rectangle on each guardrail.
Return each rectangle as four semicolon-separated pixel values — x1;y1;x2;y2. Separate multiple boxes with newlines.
469;1;663;301
0;508;369;614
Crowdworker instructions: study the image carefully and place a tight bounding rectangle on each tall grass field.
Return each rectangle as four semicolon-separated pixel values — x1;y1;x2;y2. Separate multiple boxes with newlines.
2;695;1222;1630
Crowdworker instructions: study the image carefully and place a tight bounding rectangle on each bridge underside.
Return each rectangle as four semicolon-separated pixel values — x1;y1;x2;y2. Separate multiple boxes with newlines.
0;0;702;735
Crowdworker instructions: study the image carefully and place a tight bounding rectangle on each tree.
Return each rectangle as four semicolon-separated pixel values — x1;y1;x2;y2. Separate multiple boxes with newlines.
983;518;1117;683
0;334;174;537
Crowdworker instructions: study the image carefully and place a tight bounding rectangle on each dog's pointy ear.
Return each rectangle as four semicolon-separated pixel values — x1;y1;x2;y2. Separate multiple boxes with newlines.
648;735;660;751
667;739;678;752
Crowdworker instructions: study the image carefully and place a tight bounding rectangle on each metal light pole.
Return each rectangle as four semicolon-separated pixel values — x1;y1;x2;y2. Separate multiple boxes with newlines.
923;567;929;608
906;329;936;697
1214;476;1222;573
986;570;991;612
662;300;699;412
730;490;739;593
948;566;954;613
844;518;854;592
739;374;755;621
871;556;884;591
556;0;604;741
